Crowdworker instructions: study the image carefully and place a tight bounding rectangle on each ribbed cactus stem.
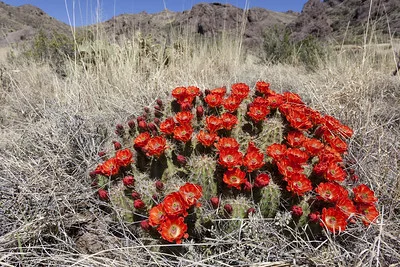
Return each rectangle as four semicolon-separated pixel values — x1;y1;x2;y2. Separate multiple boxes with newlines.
259;182;281;218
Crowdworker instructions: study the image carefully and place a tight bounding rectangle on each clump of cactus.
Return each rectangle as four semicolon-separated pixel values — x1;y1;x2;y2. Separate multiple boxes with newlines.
90;81;380;244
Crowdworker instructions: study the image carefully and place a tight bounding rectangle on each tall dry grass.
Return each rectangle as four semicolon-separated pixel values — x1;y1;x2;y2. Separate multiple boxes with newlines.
0;30;399;266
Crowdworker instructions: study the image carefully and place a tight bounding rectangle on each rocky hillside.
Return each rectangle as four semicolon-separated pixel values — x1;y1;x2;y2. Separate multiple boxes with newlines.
97;3;297;49
0;1;70;47
290;0;400;41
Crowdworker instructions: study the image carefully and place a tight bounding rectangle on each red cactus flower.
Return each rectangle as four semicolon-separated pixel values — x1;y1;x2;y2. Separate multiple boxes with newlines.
286;131;307;148
148;204;165;226
210;196;220;209
223;95;242;112
205;115;223;133
179;183;203;207
134;132;151;148
266;143;287;161
187;86;200;98
159;216;189;244
210;86;227;97
116;148;133;166
286;174;313;196
134;199;146;209
357;203;379;226
324;162;347;182
283;92;304;104
197;130;218;147
218;149;243;170
291;205;303;217
315;182;342;203
243;142;264;172
173;125;193;143
205;93;223;108
98;188;109;201
220;112;238;130
285;148;309;166
162;192;188;217
247;105;270;122
145;136;167;157
353;184;378;204
215;137;240;152
266;94;284;109
336;197;357;219
231;83;250;100
223;168;247;190
99;158;120;176
254;173;270;188
276;159;304;177
160;117;175;135
326;136;348;154
123;175;135;187
303;138;324;156
255;81;275;95
320;207;348;233
175;111;193;125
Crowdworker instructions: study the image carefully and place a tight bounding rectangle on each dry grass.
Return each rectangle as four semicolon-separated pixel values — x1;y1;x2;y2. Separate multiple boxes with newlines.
0;31;399;266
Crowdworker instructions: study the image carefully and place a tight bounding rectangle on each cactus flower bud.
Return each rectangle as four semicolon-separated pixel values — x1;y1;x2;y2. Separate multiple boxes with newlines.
152;194;159;203
137;116;144;123
247;207;256;216
113;141;122;150
153;118;160;125
177;154;187;166
204;89;211;95
98;151;106;157
243;180;253;192
98;189;109;201
128;120;136;129
144;107;150;113
123;176;135;187
140;220;151;231
196;106;204;117
180;102;191;111
210;197;220;209
116;124;124;131
156;99;163;107
134;199;146;209
131;191;141;200
291;205;303;217
224;204;233;215
155;180;164;191
351;174;359;182
309;212;320;222
148;122;156;132
138;120;147;131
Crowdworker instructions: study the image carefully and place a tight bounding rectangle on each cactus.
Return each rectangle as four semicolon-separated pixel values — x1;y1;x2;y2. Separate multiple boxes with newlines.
258;182;281;218
186;155;218;201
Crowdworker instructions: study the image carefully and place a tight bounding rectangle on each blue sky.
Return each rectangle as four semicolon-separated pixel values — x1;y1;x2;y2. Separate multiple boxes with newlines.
2;0;308;26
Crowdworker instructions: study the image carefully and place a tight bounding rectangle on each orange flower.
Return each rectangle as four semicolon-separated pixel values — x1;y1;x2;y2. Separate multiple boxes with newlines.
115;148;133;166
218;149;243;170
148;204;165;227
285;148;309;166
338;124;354;139
353;184;378;204
315;182;342;203
223;95;242;112
134;132;151;148
247;105;270;122
162;192;188;217
276;159;303;177
205;115;223;133
186;86;200;98
220;113;238;130
173;125;193;143
179;183;203;207
324;162;346;182
223;168;247;190
197;130;218;147
231;83;250;100
145;136;167;157
266;143;287;161
320;207;348;233
175;111;193;125
205;93;223;108
357;203;379;226
160;117;175;135
99;158;119;176
159;216;188;244
243;142;264;172
215;137;240;152
326;136;348;154
286;109;313;131
286;131;307;148
286;174;312;196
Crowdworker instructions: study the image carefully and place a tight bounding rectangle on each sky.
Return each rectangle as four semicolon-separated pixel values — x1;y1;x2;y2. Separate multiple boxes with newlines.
2;0;308;26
